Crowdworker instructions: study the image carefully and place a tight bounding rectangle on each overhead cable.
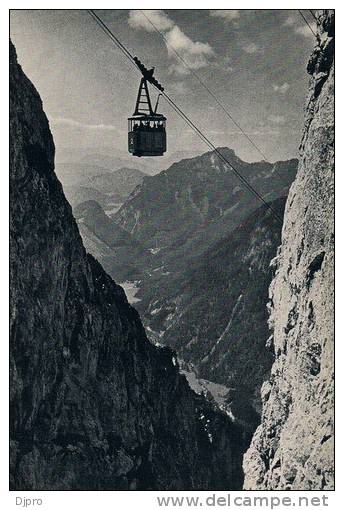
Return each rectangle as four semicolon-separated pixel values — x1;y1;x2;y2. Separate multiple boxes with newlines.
87;9;284;224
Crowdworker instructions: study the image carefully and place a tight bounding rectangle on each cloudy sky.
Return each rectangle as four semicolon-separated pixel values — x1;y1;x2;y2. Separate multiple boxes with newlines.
10;9;316;164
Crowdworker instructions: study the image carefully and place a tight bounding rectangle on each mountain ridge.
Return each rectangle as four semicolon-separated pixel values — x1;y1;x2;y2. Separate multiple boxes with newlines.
113;147;297;269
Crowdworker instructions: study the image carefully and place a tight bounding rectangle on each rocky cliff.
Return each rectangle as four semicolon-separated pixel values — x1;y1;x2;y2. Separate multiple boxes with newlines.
243;10;334;490
10;40;243;491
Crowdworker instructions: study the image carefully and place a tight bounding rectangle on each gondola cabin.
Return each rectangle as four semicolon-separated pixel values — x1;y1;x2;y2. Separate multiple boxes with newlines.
128;115;166;157
128;57;167;157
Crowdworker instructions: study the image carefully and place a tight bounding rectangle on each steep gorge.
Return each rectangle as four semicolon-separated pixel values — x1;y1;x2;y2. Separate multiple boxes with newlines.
243;10;334;490
136;197;287;434
9;40;244;491
72;108;297;439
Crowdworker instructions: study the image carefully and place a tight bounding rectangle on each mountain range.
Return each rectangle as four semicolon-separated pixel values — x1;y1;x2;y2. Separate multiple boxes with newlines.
113;148;297;271
60;165;147;216
55;147;202;179
74;199;151;281
74;147;297;433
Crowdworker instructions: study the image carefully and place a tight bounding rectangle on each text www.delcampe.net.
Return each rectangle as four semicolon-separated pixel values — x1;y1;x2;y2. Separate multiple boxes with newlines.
156;494;330;509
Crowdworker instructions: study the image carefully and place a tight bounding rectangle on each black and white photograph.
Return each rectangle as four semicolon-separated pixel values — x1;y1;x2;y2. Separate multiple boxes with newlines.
7;3;335;504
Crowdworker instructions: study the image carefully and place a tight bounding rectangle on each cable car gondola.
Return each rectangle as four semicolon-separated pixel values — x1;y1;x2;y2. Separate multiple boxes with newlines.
128;57;167;157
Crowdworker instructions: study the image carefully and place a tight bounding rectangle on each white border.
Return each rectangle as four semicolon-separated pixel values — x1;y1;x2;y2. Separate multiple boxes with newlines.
2;2;341;508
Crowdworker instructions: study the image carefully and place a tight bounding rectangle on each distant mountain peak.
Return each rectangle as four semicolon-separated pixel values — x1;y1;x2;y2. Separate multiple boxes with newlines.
213;146;237;156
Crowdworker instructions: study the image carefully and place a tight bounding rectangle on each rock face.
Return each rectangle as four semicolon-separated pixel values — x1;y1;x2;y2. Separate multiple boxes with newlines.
10;40;244;491
243;10;334;490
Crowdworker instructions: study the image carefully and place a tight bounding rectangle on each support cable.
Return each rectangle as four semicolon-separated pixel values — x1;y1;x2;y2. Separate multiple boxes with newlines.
139;10;270;163
309;10;318;22
87;9;284;224
298;10;317;37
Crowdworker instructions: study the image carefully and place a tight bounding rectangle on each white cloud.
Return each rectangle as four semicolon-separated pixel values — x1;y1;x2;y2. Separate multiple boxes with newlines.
128;10;174;32
50;118;117;131
242;42;260;54
166;26;213;58
272;83;290;94
128;10;214;75
284;15;295;26
268;114;286;125
210;10;240;22
295;23;316;38
284;13;316;38
165;25;214;73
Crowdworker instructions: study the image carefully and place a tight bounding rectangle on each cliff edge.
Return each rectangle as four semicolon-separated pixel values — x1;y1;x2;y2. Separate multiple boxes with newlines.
243;10;334;490
9;40;243;490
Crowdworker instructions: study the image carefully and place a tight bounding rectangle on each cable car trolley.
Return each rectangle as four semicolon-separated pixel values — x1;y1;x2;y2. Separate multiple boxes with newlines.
128;57;167;157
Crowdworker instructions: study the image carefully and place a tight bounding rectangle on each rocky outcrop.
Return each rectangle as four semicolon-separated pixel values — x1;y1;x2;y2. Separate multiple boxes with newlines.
10;40;243;491
243;10;334;490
